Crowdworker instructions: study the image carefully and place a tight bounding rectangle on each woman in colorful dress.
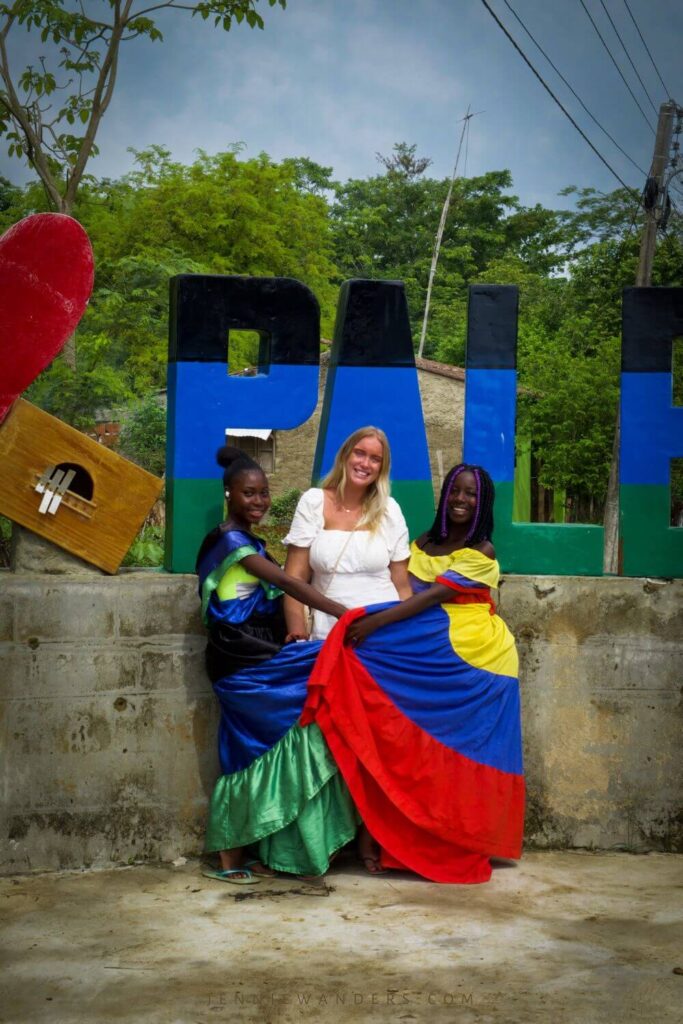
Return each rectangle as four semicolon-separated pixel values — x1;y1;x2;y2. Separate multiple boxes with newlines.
302;464;524;884
197;446;358;884
282;425;411;871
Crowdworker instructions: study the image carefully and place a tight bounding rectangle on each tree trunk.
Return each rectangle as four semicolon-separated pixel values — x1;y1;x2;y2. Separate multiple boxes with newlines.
602;415;620;573
57;196;77;370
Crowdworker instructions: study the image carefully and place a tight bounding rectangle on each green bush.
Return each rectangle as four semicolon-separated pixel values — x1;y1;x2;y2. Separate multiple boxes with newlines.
118;394;166;477
268;488;301;526
121;524;164;567
0;515;11;568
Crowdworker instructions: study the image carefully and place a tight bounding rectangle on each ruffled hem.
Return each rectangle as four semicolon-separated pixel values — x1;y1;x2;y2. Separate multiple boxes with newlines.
205;722;359;875
303;609;523;882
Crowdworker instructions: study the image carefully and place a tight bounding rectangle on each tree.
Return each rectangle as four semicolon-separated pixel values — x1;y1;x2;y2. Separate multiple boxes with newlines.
15;144;339;426
557;185;644;252
97;145;339;336
0;0;285;215
376;141;432;180
331;151;564;361
515;318;621;519
118;392;166;476
25;357;131;429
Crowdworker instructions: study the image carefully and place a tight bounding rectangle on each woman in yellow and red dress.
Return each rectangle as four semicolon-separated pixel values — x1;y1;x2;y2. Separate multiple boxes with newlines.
302;464;524;884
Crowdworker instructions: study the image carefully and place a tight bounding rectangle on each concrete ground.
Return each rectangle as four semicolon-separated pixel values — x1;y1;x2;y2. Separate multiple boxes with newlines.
1;852;682;1024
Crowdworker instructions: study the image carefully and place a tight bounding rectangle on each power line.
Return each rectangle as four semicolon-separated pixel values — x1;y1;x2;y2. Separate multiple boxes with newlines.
597;0;658;116
502;0;647;176
669;184;683;207
578;0;655;133
622;197;643;240
621;0;672;99
479;0;641;198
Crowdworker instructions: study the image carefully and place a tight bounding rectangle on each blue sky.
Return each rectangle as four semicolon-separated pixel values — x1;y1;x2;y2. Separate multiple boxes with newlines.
2;0;682;210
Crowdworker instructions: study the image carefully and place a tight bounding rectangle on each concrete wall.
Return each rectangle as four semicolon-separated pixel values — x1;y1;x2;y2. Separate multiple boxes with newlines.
1;570;681;873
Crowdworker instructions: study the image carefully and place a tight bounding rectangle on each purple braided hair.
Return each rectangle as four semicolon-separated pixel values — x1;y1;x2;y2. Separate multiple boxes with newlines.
464;468;481;543
439;463;465;538
440;464;482;542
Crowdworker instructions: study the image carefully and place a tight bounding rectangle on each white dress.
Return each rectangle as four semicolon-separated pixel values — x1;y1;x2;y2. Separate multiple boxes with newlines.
283;488;411;640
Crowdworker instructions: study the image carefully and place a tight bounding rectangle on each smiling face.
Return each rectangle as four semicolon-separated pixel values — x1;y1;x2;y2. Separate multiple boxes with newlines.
446;469;478;529
227;468;270;529
344;434;384;490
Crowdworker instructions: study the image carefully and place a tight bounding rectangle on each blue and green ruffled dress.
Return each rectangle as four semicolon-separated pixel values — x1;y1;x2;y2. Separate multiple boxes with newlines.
197;525;359;875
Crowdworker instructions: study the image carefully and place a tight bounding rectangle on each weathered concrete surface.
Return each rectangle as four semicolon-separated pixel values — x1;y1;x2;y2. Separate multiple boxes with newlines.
10;525;105;575
499;575;683;853
1;852;681;1024
0;571;681;873
0;571;213;874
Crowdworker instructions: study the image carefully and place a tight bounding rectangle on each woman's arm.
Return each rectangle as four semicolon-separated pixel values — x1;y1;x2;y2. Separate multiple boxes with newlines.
241;551;345;620
281;545;314;637
389;559;412;600
345;581;454;647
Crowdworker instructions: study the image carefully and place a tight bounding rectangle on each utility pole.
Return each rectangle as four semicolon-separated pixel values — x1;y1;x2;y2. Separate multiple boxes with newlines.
418;109;477;360
635;100;677;286
603;99;677;573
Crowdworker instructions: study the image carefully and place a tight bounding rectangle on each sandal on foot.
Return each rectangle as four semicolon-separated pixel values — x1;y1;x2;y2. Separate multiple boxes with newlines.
359;855;386;875
202;868;260;885
295;874;327;888
244;859;277;877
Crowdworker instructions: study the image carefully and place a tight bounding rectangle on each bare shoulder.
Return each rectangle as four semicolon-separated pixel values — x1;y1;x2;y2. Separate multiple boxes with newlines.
475;539;496;559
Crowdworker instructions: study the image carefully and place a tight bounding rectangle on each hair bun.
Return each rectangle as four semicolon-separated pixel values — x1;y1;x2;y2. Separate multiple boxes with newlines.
216;445;262;488
216;445;246;469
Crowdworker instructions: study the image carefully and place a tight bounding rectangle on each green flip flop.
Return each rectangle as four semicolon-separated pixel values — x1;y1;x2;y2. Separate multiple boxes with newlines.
202;868;261;885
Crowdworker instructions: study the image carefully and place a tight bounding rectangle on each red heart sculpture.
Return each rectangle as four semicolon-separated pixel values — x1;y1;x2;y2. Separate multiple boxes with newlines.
0;213;94;423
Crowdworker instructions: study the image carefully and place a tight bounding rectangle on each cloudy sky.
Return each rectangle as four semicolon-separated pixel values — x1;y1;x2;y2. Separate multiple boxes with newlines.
2;0;682;210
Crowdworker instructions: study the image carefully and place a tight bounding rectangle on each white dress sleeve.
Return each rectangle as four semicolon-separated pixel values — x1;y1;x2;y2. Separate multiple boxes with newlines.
384;497;411;562
282;488;324;548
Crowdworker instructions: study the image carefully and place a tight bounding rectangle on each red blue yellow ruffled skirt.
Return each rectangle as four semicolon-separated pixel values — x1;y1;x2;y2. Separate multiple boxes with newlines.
302;603;525;884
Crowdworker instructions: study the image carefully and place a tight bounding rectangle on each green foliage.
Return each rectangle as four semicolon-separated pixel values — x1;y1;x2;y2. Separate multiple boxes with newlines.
672;460;683;526
121;525;165;567
0;514;11;568
256;523;288;565
376;142;432;179
65;146;338;393
118;395;167;477
228;330;261;373
0;1;286;212
268;488;301;525
516;320;620;504
257;490;303;563
3;129;682;523
78;246;210;392
557;186;644;252
331;151;566;361
25;360;131;431
10;145;339;421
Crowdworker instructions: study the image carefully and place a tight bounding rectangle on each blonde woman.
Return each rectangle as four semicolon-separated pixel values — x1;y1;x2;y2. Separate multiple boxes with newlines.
284;427;412;873
283;427;412;644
